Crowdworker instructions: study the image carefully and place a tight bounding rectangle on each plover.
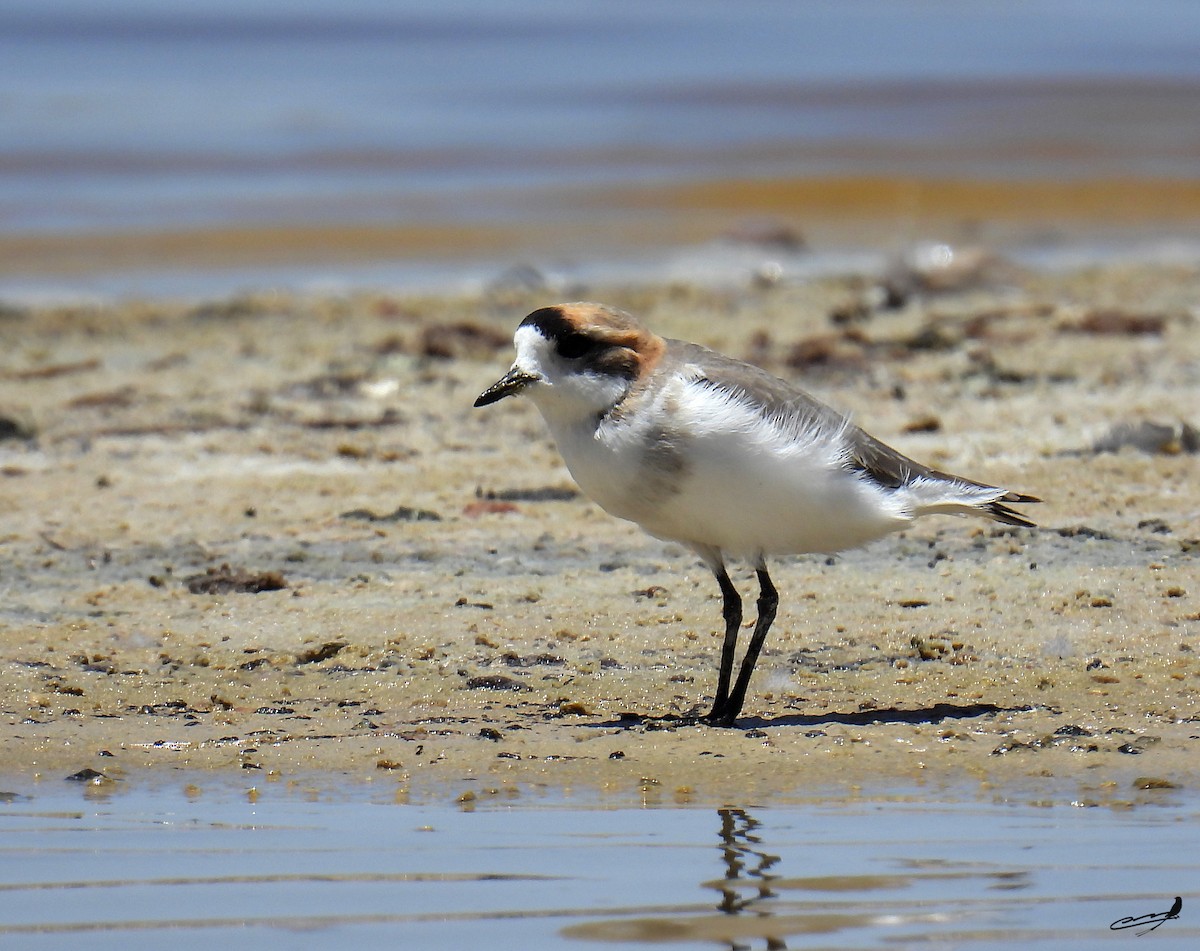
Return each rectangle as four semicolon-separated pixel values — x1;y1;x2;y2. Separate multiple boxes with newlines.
475;303;1039;725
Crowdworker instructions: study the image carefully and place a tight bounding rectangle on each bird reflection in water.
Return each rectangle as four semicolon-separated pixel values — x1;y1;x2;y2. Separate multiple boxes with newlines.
713;807;787;950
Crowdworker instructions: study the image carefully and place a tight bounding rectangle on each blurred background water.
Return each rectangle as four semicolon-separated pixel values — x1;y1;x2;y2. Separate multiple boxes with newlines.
2;0;1199;293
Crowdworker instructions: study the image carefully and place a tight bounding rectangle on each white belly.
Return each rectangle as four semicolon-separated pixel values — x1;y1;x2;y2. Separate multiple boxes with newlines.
544;378;911;559
643;431;909;556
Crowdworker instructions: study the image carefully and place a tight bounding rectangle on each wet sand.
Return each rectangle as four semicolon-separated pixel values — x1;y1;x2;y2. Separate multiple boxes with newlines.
1;255;1198;804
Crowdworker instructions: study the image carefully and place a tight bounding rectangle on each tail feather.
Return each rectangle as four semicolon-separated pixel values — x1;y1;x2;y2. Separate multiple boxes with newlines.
985;492;1041;528
850;429;1040;529
910;484;1041;527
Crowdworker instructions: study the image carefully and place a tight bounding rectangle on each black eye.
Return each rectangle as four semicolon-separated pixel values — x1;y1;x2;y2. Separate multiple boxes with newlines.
555;333;595;359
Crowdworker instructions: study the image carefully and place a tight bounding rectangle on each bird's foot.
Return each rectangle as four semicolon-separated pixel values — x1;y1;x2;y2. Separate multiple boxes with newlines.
700;703;739;728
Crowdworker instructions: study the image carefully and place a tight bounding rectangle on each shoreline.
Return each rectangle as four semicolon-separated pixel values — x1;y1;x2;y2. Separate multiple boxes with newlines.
2;758;1192;812
3;174;1200;302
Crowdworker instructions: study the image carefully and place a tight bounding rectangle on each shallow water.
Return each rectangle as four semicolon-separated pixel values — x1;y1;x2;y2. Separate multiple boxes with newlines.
1;779;1196;949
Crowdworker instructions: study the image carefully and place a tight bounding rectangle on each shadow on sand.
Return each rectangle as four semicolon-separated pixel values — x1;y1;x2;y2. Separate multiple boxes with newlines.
590;701;1024;731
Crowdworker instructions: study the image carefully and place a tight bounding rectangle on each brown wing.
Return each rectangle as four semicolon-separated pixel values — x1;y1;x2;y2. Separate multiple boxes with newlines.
662;339;848;432
848;427;1040;527
664;339;1040;527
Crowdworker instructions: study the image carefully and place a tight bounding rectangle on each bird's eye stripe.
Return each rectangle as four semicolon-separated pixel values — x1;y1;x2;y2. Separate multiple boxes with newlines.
555;334;595;359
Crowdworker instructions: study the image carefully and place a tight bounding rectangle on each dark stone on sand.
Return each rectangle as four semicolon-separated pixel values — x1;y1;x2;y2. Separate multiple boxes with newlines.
340;505;442;522
65;768;106;782
184;564;288;594
465;675;529;691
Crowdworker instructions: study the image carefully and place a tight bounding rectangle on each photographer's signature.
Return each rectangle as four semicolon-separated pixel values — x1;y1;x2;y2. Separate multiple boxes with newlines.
1110;897;1182;936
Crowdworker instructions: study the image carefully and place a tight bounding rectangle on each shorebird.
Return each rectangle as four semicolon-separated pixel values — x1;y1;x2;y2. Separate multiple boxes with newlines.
475;303;1039;725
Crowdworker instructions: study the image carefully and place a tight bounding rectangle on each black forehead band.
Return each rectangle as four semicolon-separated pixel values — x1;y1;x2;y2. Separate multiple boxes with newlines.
519;306;578;342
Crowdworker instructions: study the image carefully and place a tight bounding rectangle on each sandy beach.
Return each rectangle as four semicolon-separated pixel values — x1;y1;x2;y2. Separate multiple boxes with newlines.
1;252;1197;804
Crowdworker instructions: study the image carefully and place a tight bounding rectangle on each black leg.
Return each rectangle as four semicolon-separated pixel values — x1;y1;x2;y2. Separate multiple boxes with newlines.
720;566;778;725
705;567;742;722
